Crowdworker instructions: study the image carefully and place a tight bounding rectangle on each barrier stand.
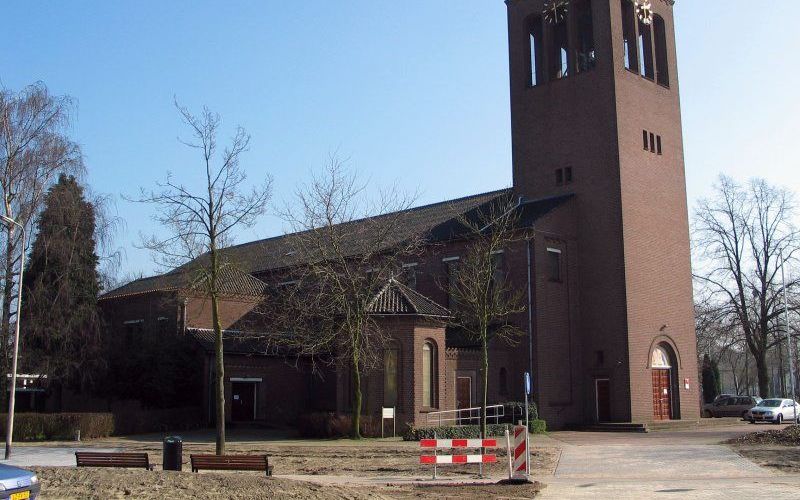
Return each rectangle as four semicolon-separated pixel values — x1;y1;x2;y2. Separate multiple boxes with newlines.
512;424;529;480
420;436;498;480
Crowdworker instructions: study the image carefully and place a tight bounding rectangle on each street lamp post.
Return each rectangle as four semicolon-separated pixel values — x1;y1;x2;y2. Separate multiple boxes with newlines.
0;215;25;460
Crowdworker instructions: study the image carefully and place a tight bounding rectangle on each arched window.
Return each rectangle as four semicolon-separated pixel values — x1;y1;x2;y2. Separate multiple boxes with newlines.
574;0;596;73
528;16;545;87
638;19;655;79
621;0;638;71
547;14;570;79
422;341;437;407
653;15;669;87
651;346;671;369
499;367;509;397
383;344;400;408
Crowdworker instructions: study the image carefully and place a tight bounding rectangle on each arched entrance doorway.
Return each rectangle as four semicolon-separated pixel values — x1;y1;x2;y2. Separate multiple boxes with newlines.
651;345;677;420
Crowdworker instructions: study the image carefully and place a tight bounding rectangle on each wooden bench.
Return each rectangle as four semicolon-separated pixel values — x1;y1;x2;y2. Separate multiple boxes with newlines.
190;454;272;476
75;452;154;470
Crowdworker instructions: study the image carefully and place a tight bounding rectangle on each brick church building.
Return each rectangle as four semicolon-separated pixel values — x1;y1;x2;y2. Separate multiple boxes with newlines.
100;0;700;429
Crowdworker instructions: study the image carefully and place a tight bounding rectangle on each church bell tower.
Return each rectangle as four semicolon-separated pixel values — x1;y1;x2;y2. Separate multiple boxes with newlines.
506;0;699;424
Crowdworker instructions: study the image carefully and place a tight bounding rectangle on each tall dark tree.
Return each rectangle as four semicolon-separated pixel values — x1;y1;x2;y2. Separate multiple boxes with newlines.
21;174;103;391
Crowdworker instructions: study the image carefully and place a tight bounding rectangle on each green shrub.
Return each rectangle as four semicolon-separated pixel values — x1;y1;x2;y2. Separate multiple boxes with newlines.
530;419;547;434
0;413;114;441
403;420;546;441
297;412;382;439
503;401;539;423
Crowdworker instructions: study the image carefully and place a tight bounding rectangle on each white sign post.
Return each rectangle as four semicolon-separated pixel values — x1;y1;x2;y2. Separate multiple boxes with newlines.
524;372;531;475
381;407;395;438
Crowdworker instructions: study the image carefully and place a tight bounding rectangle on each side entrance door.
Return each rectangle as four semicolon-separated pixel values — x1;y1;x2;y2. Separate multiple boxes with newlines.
595;379;611;422
651;369;672;420
232;382;257;422
456;376;472;424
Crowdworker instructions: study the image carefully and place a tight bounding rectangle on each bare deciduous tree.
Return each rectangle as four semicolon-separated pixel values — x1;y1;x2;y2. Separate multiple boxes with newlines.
443;196;525;438
0;82;84;404
694;175;799;398
272;158;421;439
134;101;272;454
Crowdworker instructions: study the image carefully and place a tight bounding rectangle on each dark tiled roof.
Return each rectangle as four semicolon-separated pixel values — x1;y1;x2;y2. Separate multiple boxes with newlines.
103;189;510;299
368;279;451;318
187;328;284;356
100;266;267;301
103;190;575;301
205;188;512;275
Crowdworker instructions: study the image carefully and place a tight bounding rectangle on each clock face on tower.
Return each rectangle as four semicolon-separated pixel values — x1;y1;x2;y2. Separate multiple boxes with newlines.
543;0;569;25
635;0;653;25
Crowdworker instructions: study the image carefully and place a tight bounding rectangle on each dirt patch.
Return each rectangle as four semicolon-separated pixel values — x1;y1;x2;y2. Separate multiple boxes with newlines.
726;424;800;446
33;467;544;499
727;424;800;473
33;467;371;499
732;446;800;473
56;438;558;478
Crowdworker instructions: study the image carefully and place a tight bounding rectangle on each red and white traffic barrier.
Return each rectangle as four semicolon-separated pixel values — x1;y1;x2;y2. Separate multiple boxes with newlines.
419;437;498;478
420;454;497;464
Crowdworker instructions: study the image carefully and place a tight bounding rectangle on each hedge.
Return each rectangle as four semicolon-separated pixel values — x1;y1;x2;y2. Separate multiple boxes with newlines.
297;412;382;439
403;420;546;441
0;413;113;441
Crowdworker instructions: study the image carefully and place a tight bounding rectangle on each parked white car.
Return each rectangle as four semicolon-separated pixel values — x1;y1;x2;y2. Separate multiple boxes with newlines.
745;398;800;424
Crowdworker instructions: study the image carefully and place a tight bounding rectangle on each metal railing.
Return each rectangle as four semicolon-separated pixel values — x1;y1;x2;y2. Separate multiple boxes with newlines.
425;404;505;427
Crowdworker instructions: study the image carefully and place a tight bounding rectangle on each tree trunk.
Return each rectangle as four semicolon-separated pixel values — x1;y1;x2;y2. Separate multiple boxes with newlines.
212;291;225;455
481;334;488;440
351;359;362;439
0;228;16;409
210;242;226;455
755;350;770;398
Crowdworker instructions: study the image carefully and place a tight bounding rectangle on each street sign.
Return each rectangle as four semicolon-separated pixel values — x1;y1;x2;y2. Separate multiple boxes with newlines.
525;372;531;395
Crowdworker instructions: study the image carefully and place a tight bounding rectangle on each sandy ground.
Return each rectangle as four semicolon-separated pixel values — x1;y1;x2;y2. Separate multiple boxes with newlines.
28;430;559;478
33;467;544;499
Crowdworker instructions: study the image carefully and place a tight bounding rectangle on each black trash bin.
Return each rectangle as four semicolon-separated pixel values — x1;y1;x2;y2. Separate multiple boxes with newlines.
163;436;183;471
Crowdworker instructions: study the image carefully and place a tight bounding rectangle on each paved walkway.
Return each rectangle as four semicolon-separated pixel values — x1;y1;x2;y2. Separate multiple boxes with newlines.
534;425;800;499
1;446;121;468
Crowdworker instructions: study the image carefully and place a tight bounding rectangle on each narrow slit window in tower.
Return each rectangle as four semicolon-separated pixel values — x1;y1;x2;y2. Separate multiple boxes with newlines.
653;15;669;87
529;17;545;86
575;0;596;73
549;19;570;80
621;0;638;71
639;20;655;79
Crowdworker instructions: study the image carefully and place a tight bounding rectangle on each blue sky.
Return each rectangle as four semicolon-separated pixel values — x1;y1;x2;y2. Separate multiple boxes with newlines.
3;1;798;278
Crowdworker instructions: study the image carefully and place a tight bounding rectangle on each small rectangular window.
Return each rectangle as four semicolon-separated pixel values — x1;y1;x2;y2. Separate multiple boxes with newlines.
565;167;573;184
643;130;649;150
656;135;662;155
555;168;563;186
649;132;656;153
547;248;562;282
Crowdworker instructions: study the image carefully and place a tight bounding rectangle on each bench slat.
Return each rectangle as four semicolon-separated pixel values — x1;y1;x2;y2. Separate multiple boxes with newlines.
190;454;272;476
75;452;152;470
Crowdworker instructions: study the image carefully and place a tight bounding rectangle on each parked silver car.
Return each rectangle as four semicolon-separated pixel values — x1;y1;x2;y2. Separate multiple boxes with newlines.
745;398;800;424
703;395;761;419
